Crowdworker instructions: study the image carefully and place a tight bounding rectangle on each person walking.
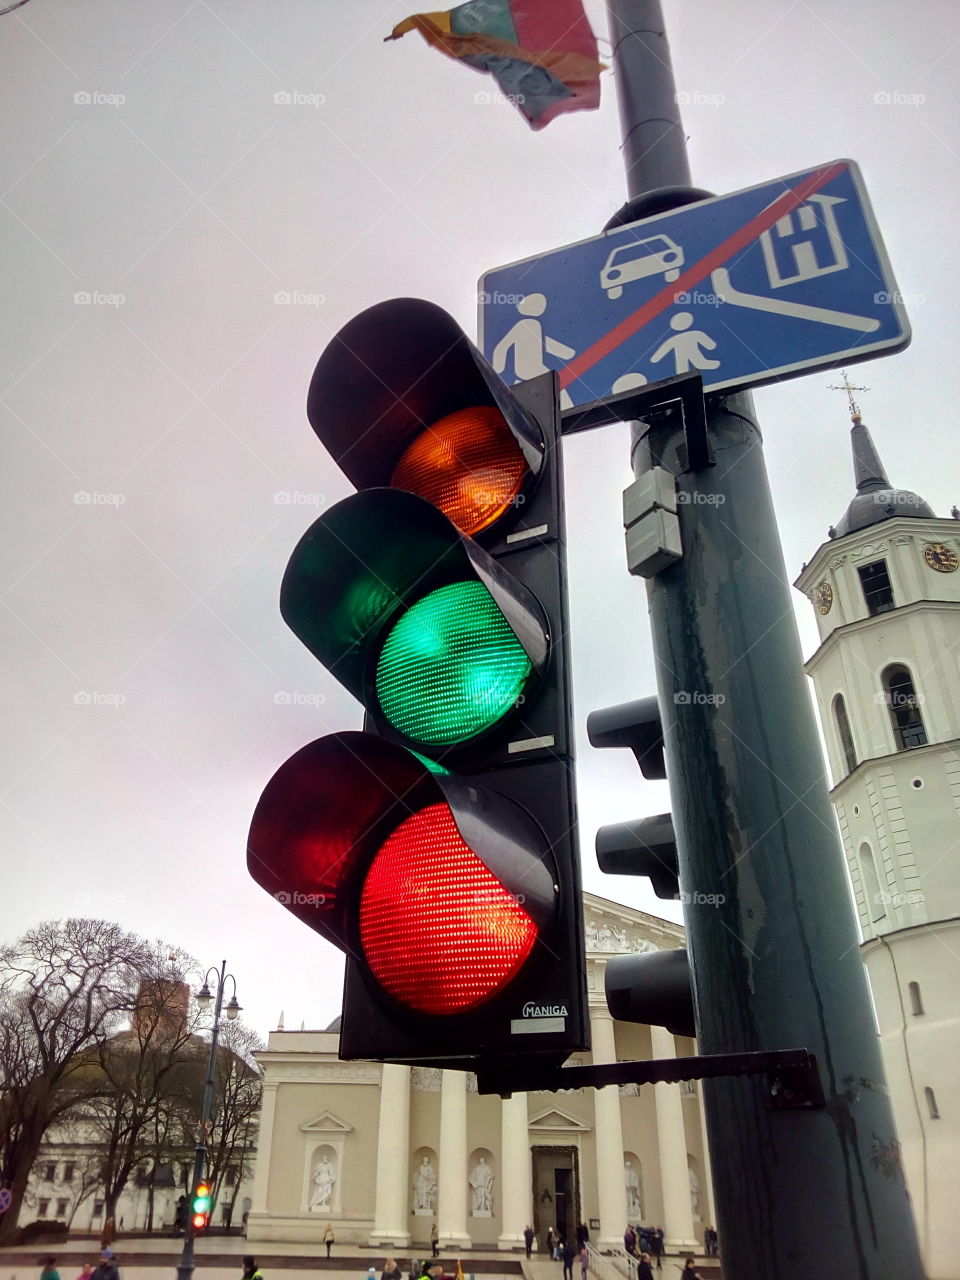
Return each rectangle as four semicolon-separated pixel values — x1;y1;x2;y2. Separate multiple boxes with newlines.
624;1225;637;1257
545;1228;554;1260
578;1244;589;1280
575;1224;589;1250
91;1251;119;1280
40;1257;60;1280
636;1254;654;1280
431;1225;440;1258
241;1257;263;1280
679;1261;701;1279
323;1224;336;1258
523;1226;534;1258
561;1241;576;1280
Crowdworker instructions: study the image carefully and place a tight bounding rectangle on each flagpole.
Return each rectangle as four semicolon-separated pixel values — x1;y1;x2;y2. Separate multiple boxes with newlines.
602;3;926;1278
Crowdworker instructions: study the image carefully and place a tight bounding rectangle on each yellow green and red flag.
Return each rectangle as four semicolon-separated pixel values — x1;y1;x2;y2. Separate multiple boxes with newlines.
386;0;603;130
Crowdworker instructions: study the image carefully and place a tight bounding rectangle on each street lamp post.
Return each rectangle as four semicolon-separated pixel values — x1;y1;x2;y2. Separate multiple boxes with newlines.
176;961;241;1280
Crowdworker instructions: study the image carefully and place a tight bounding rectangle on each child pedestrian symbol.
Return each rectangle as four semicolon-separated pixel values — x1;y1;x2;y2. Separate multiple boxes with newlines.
651;311;720;375
491;294;576;407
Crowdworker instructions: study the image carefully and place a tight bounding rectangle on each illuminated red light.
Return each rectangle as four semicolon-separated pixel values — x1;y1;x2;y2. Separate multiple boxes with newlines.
192;1213;207;1229
358;803;538;1014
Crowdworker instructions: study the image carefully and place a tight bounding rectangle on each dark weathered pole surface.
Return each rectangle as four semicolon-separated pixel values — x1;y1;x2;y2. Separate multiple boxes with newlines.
605;3;926;1276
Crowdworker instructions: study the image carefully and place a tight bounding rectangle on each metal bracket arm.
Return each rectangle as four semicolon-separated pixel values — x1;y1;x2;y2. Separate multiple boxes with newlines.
477;1047;825;1109
560;370;713;472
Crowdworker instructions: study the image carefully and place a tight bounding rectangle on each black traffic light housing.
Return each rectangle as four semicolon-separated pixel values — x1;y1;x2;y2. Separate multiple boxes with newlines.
589;697;696;1038
248;299;588;1069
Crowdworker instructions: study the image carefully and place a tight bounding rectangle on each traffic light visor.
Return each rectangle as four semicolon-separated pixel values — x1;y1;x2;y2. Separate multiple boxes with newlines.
280;490;549;753
247;733;557;1011
306;298;543;539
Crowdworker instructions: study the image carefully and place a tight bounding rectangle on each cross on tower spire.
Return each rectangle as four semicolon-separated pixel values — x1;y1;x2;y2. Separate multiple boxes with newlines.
828;369;869;422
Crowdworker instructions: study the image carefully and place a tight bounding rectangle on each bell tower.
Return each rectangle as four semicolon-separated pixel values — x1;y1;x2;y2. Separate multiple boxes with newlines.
795;378;960;1280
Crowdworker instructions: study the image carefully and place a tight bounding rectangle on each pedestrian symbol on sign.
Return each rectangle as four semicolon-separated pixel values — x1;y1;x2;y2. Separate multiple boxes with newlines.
490;294;576;407
650;312;720;375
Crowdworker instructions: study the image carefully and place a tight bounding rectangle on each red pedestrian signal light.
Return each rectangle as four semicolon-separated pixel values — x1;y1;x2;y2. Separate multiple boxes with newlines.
248;299;588;1069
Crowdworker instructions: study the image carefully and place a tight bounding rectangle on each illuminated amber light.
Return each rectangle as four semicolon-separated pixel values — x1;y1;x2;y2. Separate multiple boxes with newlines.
390;406;530;536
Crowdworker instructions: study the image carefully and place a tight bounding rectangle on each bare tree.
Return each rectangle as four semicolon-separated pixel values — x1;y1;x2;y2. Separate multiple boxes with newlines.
206;1021;262;1226
0;920;156;1240
88;944;201;1225
166;1020;262;1227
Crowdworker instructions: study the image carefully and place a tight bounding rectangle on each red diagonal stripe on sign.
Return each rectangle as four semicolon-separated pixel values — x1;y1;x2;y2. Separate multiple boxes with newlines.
559;160;849;388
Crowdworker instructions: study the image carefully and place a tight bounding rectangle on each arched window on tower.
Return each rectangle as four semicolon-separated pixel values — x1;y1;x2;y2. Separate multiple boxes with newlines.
881;664;928;750
859;842;886;923
833;694;857;775
908;982;924;1016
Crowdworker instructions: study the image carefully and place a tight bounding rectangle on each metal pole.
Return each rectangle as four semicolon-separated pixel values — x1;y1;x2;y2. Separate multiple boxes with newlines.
605;2;926;1276
176;962;227;1280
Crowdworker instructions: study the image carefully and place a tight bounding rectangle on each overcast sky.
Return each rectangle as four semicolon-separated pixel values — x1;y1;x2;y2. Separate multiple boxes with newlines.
2;0;959;1039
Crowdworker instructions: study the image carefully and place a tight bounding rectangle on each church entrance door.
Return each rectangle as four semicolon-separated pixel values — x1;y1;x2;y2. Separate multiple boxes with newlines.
532;1145;580;1252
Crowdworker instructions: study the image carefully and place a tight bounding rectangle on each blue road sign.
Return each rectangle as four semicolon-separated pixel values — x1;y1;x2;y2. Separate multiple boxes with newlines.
478;160;910;408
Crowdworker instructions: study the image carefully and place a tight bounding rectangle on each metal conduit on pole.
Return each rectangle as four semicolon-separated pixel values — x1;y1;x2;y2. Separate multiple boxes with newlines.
604;2;926;1276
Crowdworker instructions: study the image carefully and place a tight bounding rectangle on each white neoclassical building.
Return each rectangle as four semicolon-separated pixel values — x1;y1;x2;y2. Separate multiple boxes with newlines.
796;405;960;1280
246;893;714;1255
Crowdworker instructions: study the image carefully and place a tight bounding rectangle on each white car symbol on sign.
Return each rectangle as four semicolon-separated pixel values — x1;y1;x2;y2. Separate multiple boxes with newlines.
600;234;684;299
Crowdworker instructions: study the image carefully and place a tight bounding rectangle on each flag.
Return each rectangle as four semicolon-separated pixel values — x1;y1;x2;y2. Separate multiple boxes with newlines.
455;1261;464;1280
386;0;604;130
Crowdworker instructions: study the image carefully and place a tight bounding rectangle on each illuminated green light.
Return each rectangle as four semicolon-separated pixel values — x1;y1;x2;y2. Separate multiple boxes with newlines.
376;582;531;746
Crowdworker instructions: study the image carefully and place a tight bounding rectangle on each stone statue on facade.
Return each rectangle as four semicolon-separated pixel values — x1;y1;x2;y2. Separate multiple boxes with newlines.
469;1156;494;1216
689;1166;701;1217
624;1160;642;1219
414;1155;437;1214
311;1153;336;1210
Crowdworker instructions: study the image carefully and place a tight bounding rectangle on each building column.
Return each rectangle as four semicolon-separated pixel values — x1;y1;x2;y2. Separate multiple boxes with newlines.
695;1081;716;1235
247;1081;277;1231
370;1063;412;1246
591;1007;628;1248
437;1069;471;1249
498;1091;531;1250
650;1024;699;1252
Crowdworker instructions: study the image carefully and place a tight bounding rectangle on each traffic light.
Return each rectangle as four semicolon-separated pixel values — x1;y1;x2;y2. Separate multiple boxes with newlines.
589;697;695;1039
248;298;588;1069
191;1182;211;1232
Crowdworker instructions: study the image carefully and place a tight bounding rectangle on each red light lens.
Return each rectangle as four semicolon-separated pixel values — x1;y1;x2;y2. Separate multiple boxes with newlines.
390;406;530;536
192;1213;207;1229
359;803;538;1015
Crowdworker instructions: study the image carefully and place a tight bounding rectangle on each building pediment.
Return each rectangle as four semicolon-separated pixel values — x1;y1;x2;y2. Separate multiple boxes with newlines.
582;893;683;955
528;1105;591;1133
298;1110;353;1134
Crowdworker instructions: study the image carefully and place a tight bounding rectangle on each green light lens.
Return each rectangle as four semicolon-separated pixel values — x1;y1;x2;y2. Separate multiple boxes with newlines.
376;582;532;746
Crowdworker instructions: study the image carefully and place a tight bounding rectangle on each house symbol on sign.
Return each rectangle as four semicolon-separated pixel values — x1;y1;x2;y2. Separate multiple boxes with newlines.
760;194;848;287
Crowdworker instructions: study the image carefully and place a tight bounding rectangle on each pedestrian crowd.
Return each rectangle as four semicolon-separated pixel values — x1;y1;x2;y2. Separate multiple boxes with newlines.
38;1249;120;1280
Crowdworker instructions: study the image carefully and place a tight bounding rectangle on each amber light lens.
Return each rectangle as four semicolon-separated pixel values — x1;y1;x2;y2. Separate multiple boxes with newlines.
358;803;538;1015
390;406;530;536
